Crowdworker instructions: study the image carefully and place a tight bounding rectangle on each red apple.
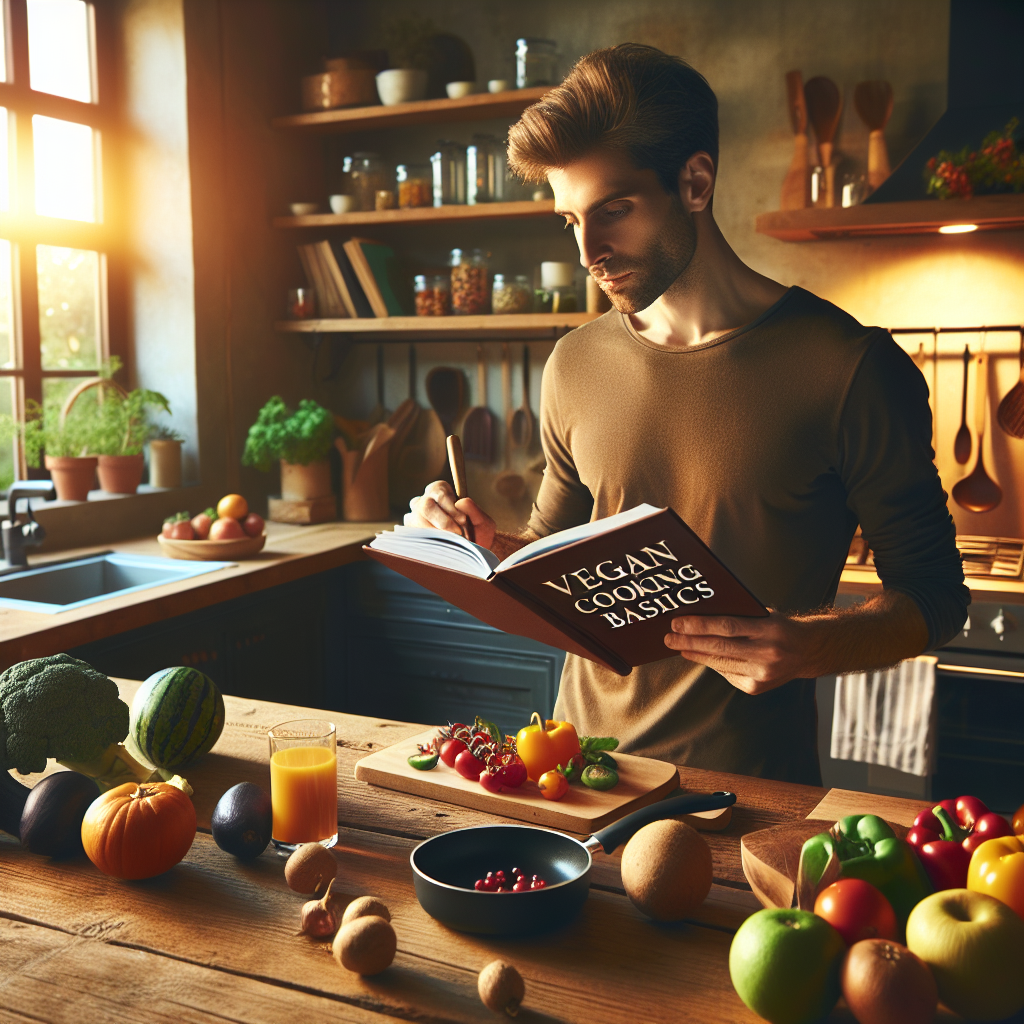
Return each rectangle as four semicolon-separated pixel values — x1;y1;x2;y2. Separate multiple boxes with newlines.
241;512;264;538
209;516;244;540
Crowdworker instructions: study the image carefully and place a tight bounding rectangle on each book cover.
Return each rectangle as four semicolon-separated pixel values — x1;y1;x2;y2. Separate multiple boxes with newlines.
343;238;408;317
365;507;768;675
326;241;375;318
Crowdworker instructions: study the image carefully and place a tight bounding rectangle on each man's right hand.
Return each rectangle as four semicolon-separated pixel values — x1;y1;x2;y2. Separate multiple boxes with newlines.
405;481;497;549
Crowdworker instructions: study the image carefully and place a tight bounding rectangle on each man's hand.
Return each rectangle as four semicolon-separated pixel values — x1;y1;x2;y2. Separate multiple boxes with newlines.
405;480;497;550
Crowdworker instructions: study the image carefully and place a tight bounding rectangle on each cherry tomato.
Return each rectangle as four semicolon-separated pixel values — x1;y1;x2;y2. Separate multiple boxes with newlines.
439;738;466;768
813;878;897;947
479;771;504;794
538;769;569;801
454;748;485;781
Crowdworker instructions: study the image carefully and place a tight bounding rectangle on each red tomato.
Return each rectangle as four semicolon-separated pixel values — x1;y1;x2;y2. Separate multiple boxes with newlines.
479;771;504;794
454;748;485;781
209;517;244;540
161;521;174;538
169;520;194;540
813;878;898;946
241;512;264;538
439;738;466;768
190;513;212;539
538;769;569;801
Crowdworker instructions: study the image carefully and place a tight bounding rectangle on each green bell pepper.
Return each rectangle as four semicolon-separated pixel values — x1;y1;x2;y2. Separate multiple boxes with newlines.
800;814;932;927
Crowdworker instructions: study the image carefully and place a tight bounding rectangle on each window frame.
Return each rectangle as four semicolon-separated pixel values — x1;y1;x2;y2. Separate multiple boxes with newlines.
0;0;126;480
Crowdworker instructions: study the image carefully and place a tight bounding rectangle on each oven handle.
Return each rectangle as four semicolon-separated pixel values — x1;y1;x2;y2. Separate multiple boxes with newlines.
937;663;1024;680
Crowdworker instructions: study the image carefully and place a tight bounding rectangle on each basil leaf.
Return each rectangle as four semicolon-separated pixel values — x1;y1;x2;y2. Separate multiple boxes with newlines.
580;736;619;753
475;716;501;748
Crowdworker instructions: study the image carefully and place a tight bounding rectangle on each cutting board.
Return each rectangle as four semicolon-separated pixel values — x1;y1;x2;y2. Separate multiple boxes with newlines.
354;727;730;833
741;786;926;910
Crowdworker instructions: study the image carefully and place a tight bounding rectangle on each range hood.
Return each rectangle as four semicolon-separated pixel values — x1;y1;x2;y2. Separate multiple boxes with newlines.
865;0;1023;203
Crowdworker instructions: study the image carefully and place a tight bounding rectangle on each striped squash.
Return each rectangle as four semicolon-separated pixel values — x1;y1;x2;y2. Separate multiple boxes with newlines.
130;667;225;769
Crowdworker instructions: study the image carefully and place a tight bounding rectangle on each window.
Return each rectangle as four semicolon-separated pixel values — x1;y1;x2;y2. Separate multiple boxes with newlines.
0;0;122;489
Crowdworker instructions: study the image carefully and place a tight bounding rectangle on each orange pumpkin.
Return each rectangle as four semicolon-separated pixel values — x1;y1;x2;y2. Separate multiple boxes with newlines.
81;782;196;879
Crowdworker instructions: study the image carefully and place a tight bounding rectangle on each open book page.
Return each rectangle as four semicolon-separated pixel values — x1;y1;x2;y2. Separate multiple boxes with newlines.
369;526;499;578
495;504;663;571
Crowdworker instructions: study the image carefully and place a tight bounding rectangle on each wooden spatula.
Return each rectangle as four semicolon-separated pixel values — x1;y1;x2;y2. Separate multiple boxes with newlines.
952;353;1002;513
780;70;810;210
463;345;496;462
996;329;1024;439
804;76;842;207
854;80;893;192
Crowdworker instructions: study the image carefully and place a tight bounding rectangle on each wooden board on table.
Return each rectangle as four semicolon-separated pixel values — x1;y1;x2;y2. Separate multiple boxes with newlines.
355;726;693;833
267;495;336;524
806;786;932;827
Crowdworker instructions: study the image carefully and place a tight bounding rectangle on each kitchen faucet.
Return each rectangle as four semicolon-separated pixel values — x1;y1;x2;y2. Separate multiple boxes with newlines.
1;480;57;574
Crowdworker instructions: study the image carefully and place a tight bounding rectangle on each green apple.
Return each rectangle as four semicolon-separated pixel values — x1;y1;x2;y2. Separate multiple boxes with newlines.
906;889;1024;1021
729;908;845;1024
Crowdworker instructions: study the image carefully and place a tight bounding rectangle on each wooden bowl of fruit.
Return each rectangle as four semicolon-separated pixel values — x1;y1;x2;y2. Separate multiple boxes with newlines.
158;494;266;561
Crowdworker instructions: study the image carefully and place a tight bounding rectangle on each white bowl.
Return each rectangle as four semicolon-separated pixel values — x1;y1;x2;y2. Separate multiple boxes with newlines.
289;202;319;216
329;194;355;214
446;81;476;99
487;79;509;94
376;68;428;106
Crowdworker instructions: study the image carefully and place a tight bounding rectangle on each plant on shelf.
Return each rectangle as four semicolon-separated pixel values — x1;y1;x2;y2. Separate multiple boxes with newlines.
242;396;334;501
925;118;1024;200
382;15;435;70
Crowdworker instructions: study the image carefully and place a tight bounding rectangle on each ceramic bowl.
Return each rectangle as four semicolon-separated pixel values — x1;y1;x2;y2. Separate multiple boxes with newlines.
329;194;356;214
487;79;510;94
445;80;476;99
376;68;428;106
289;202;319;216
158;533;266;561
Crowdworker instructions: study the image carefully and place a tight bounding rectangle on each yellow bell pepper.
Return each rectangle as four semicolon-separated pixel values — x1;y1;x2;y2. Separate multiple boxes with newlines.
515;712;580;782
967;835;1024;920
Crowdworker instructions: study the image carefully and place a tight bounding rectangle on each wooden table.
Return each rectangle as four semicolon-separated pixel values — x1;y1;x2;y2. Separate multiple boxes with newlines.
0;682;937;1024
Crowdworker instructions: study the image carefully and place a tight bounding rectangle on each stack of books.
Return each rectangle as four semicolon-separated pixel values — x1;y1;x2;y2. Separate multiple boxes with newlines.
297;239;408;318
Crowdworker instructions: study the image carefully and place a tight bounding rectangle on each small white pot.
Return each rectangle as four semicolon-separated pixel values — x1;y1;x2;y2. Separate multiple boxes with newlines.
376;68;428;106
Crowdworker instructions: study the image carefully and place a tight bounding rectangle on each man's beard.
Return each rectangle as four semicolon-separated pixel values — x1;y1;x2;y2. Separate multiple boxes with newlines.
594;203;698;314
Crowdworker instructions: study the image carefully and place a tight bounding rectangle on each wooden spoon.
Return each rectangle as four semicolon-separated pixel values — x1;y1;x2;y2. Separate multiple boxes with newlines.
425;366;465;437
996;329;1024;439
954;344;973;465
804;76;842;207
509;345;534;449
494;343;526;501
952;353;1002;513
462;345;496;462
854;80;893;192
780;70;810;210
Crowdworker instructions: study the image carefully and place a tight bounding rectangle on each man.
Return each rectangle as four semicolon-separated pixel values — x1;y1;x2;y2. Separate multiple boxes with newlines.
405;44;968;784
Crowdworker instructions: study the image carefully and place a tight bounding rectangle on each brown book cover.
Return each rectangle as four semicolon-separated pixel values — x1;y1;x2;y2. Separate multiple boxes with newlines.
364;506;768;676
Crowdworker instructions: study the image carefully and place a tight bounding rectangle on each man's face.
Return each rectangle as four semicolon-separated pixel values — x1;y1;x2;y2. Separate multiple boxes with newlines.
548;148;698;314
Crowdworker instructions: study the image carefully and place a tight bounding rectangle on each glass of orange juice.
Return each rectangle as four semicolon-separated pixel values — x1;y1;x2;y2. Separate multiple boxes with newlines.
268;719;338;854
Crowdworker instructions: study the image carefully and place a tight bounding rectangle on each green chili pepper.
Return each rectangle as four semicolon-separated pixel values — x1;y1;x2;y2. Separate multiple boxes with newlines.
407;751;439;771
581;764;619;791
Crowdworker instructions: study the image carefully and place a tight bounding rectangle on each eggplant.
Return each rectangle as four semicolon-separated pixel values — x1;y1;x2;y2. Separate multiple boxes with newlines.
211;782;272;859
20;772;100;858
1;770;32;838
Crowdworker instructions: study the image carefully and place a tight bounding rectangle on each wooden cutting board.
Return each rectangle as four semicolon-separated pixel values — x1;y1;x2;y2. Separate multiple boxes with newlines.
354;727;728;833
741;786;926;910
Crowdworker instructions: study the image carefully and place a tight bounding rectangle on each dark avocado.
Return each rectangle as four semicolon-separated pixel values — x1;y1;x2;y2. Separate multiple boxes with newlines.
20;772;100;858
211;782;273;859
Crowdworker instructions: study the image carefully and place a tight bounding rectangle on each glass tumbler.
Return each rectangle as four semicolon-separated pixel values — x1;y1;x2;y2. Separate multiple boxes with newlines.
431;141;467;206
268;719;338;853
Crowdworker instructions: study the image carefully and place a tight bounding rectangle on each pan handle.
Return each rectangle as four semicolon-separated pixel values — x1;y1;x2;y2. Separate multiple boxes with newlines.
587;791;736;855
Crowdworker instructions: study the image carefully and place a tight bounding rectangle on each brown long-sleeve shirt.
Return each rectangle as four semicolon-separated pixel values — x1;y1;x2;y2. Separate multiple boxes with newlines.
528;287;968;784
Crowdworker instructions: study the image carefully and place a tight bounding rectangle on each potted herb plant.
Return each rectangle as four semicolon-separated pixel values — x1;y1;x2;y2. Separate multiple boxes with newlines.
377;17;434;104
147;426;184;489
242;396;334;499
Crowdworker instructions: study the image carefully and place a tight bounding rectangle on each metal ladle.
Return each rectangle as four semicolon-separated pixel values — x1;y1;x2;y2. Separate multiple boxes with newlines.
952;352;1002;513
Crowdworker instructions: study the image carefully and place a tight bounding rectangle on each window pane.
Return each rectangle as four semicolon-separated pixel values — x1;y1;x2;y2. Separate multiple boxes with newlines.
38;246;100;371
27;0;93;103
0;378;15;491
0;8;7;83
0;241;13;369
43;375;97;419
0;108;8;211
33;116;96;222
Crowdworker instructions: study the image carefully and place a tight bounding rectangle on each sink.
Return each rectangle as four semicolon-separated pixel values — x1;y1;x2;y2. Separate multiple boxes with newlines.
0;553;233;614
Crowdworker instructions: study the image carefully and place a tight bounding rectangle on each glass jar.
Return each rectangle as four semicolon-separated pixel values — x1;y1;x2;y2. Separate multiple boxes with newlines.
449;248;490;315
467;134;510;204
431;142;466;206
535;261;577;313
396;163;432;208
286;287;316;320
414;274;451;316
516;38;558;88
491;274;532;315
349;152;388;212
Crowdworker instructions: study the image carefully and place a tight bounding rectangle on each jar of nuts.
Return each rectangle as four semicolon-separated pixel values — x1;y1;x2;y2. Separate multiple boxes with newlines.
396;163;432;208
449;248;490;315
414;274;451;316
491;274;532;314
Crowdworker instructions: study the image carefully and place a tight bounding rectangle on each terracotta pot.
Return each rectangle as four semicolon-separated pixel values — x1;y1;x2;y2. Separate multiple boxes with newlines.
376;68;428;105
97;454;145;494
148;439;182;489
280;459;332;500
44;455;98;502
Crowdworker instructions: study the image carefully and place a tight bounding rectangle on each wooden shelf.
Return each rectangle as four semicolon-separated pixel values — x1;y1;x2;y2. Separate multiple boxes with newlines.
756;194;1024;241
275;312;598;340
274;199;555;229
271;86;552;134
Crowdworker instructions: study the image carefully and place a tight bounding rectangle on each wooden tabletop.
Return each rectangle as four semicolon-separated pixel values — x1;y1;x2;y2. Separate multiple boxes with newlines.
0;681;939;1024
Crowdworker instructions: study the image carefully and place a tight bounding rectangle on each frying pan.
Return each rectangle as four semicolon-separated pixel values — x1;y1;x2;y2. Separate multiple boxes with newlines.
411;790;736;935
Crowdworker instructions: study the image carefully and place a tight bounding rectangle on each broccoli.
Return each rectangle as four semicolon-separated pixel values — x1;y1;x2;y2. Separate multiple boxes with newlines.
0;654;158;837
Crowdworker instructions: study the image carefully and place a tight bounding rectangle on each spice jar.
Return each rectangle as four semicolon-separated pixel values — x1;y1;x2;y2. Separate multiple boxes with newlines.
491;274;532;314
414;274;451;316
535;261;577;313
349;152;388;212
397;163;432;208
450;248;490;315
467;134;510;204
431;142;467;207
516;38;558;88
286;287;316;319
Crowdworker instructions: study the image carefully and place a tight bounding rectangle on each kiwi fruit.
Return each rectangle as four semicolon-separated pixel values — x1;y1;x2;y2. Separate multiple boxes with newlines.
333;915;396;975
284;842;337;896
341;895;391;926
620;818;713;921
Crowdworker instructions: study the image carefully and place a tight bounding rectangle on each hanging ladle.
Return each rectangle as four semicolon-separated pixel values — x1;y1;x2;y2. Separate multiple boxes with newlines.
953;344;972;465
952;353;1002;513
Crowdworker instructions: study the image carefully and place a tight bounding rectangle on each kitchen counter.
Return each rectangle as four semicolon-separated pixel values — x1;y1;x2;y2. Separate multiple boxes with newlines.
0;520;390;667
0;681;957;1024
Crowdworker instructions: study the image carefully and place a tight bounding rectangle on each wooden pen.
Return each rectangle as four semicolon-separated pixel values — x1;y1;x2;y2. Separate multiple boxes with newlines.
446;434;475;544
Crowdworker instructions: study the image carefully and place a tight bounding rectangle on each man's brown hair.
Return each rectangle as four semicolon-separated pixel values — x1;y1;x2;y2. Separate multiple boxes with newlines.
507;43;718;195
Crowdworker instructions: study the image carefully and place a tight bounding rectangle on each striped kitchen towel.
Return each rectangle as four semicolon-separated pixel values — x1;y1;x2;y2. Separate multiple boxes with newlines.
830;656;937;777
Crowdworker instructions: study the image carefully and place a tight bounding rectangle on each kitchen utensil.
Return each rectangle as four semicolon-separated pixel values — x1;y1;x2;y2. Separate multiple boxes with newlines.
425;366;464;436
803;76;841;208
446;434;474;544
410;790;736;935
158;533;266;561
390;346;447;506
953;353;1002;513
509;344;534;448
493;344;526;500
368;345;388;425
853;80;893;191
462;346;496;462
996;328;1024;438
780;70;810;210
336;422;394;521
954;344;973;464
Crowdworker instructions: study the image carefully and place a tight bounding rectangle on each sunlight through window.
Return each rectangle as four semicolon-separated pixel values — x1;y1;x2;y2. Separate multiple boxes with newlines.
38;245;101;374
0;241;13;370
33;116;96;221
0;108;8;212
27;0;93;103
